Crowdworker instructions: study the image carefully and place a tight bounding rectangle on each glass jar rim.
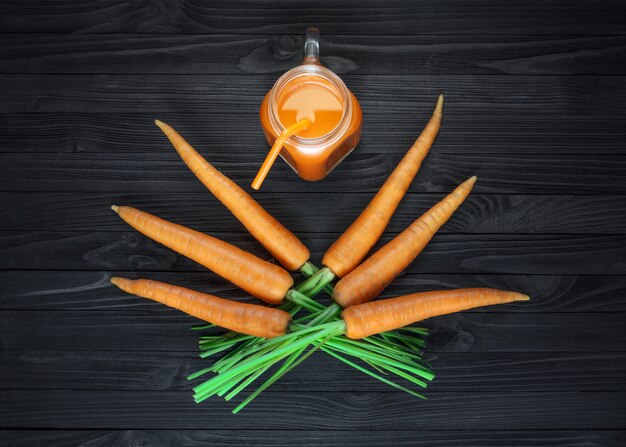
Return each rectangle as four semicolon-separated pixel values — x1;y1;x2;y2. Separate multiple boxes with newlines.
267;64;352;150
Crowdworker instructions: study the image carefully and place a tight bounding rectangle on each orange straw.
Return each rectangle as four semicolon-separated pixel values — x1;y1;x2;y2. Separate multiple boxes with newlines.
251;118;311;190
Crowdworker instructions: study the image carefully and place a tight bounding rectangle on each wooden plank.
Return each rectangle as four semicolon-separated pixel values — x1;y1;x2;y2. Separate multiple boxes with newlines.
2;113;626;159
2;271;624;313
3;75;625;115
1;430;624;447
2;232;625;275
1;310;623;353
2;350;625;393
1;389;625;429
3;192;626;235
1;152;626;194
1;34;626;75
1;1;625;35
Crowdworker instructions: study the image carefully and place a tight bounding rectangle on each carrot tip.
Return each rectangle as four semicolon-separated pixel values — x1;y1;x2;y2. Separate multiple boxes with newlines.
110;276;121;286
154;119;165;128
111;205;120;213
466;175;477;186
435;94;444;113
517;294;531;301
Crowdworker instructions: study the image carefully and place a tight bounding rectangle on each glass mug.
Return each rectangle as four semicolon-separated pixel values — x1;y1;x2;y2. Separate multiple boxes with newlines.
259;28;362;182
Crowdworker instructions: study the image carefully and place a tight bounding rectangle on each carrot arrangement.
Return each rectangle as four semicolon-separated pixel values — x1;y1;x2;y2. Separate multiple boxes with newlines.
333;175;477;307
155;119;310;272
111;205;293;305
322;94;444;279
108;95;529;412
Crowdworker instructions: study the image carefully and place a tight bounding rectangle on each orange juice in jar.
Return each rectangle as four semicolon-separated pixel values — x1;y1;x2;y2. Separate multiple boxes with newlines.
254;28;362;188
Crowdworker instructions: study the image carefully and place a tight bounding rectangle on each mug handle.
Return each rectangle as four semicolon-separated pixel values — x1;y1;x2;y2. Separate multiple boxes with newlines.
303;27;320;64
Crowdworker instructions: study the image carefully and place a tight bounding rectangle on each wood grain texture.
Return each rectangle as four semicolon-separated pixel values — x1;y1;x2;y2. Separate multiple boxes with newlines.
1;430;624;447
2;271;624;312
3;350;625;393
0;429;626;447
4;192;626;235
1;1;625;35
1;389;625;430
3;76;624;115
1;310;623;353
2;232;626;275
2;152;626;194
1;34;626;75
2;0;626;440
2;113;626;159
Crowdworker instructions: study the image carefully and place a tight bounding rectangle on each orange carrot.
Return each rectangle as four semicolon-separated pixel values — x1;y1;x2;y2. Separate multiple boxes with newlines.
111;277;291;338
342;288;529;339
322;95;444;278
333;176;476;308
155;119;310;271
111;205;293;304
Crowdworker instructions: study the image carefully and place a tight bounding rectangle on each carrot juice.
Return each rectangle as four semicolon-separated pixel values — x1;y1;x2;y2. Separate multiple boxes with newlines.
259;28;362;182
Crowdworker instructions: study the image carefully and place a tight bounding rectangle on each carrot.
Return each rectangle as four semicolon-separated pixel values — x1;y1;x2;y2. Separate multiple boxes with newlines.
111;277;291;338
111;205;293;304
333;176;477;308
342;288;529;339
155;119;310;271
322;95;444;278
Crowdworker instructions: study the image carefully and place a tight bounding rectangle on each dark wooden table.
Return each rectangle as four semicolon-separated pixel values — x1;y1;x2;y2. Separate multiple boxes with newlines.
1;1;626;446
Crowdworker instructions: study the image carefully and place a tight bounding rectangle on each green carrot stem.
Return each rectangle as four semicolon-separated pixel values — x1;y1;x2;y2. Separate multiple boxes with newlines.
378;331;427;350
187;366;213;381
325;338;434;380
399;327;430;335
336;337;421;365
327;338;423;374
193;322;345;399
370;360;430;388
222;331;429;404
191;323;216;330
210;339;280;375
362;358;388;375
190;262;434;407
379;331;426;347
298;261;318;277
206;336;260;367
362;335;424;360
224;362;274;401
199;333;250;349
195;327;340;403
228;344;308;407
362;333;416;354
232;332;332;413
307;302;342;326
320;347;426;399
299;261;334;295
213;342;278;376
285;289;326;312
199;341;245;359
297;266;336;296
293;310;323;324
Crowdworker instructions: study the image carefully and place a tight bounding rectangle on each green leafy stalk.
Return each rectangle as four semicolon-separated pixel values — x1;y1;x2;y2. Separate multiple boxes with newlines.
190;264;433;411
297;266;336;296
193;322;345;403
299;261;334;295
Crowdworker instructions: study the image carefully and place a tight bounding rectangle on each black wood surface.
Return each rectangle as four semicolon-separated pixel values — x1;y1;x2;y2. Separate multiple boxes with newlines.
1;430;625;447
1;1;625;446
